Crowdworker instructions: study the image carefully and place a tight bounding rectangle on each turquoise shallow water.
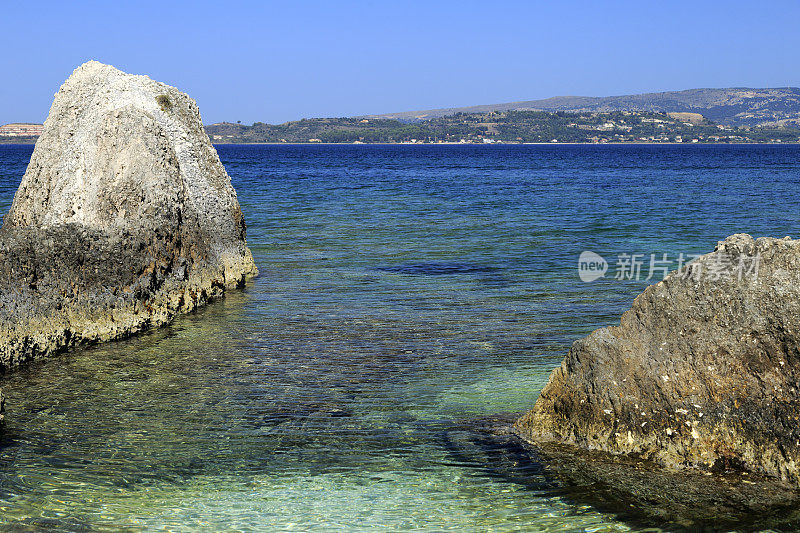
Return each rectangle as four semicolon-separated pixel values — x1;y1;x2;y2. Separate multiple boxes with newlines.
0;144;799;531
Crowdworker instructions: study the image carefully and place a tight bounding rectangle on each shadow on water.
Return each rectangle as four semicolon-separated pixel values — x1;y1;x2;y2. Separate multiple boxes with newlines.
375;261;500;276
442;413;552;490
374;261;512;287
444;414;800;532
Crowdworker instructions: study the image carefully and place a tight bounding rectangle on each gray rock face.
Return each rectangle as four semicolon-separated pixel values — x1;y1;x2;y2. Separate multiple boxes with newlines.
516;234;800;486
0;61;257;375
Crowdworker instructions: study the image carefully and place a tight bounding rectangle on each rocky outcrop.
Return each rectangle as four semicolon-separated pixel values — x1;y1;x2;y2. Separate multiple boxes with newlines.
516;234;800;486
0;61;257;375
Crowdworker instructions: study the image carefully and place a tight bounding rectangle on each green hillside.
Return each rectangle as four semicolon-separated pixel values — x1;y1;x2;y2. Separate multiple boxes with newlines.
205;110;800;144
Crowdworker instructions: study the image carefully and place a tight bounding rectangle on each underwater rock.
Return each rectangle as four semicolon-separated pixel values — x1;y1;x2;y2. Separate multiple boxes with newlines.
533;441;800;529
452;414;800;529
516;234;800;487
0;61;257;375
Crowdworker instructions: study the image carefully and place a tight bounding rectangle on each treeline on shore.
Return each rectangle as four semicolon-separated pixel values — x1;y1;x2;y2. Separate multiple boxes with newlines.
204;110;800;144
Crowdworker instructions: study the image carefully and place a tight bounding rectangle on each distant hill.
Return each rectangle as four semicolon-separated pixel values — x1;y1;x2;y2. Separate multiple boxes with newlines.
367;88;800;128
204;110;800;145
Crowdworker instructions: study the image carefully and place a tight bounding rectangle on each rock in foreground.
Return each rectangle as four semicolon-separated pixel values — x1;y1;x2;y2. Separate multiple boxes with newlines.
0;61;257;374
516;234;800;486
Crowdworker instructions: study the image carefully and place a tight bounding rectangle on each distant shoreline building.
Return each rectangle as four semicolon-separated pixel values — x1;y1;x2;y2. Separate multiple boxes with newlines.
0;123;43;137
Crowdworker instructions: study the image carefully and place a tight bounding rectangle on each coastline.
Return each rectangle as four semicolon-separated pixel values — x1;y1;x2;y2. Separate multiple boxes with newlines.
209;141;800;146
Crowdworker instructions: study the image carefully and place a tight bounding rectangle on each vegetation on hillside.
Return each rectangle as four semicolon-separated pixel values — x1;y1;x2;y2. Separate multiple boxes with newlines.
371;87;800;128
205;110;800;144
0;136;39;144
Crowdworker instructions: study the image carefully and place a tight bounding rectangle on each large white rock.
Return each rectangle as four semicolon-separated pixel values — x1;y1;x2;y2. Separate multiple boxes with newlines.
0;61;257;372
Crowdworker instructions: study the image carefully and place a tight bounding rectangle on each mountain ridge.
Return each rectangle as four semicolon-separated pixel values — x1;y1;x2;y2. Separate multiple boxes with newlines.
366;87;800;128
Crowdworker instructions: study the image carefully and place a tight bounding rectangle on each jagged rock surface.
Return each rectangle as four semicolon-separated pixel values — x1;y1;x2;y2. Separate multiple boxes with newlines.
516;233;800;486
0;61;257;374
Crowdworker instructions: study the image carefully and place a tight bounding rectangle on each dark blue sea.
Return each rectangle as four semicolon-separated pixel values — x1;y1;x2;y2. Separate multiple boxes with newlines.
0;143;798;531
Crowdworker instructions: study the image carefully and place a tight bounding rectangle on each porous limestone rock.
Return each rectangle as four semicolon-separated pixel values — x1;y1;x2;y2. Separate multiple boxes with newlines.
0;61;257;377
516;233;800;486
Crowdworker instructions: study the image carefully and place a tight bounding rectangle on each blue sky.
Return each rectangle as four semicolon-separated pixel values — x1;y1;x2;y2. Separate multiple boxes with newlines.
2;1;800;125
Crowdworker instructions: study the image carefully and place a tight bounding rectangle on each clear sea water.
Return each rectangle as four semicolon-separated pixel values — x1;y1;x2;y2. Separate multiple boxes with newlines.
0;143;799;531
